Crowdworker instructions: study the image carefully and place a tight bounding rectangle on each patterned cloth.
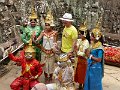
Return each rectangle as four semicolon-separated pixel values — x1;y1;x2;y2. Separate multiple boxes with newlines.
54;65;74;90
74;39;89;84
41;52;55;74
84;46;104;90
41;30;57;74
8;50;43;90
21;25;43;60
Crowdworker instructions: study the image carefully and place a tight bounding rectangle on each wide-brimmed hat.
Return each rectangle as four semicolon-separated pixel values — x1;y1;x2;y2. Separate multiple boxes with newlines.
59;13;74;22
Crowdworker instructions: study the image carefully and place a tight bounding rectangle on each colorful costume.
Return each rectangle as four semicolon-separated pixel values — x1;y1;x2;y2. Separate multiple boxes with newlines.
84;20;104;90
41;30;57;79
21;25;42;44
74;39;89;83
74;22;89;85
8;39;43;90
54;54;75;90
21;8;43;60
37;10;57;80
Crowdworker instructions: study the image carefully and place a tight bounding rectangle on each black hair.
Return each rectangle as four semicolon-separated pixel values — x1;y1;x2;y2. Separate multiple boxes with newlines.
86;30;91;43
79;31;84;35
30;19;37;22
79;30;90;43
45;23;50;26
99;35;104;45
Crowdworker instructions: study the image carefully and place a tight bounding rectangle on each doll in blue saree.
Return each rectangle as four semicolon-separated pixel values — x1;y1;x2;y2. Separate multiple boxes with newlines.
84;23;104;90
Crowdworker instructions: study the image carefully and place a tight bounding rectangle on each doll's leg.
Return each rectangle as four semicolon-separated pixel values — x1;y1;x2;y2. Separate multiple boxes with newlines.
29;80;39;89
10;77;23;90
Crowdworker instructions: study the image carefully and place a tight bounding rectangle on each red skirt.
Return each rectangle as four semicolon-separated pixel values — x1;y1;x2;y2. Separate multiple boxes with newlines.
74;56;87;84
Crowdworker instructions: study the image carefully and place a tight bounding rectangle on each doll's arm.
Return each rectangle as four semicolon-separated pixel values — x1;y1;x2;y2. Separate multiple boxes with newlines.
34;62;43;79
8;51;24;63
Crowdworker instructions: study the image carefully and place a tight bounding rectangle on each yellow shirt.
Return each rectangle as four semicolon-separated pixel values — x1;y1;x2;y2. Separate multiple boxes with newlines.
61;25;78;53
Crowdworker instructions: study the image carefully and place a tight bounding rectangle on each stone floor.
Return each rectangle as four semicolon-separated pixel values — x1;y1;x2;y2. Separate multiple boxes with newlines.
0;61;120;90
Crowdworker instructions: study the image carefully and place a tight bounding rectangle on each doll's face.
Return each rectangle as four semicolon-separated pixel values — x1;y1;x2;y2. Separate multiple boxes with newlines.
25;52;34;60
78;32;84;39
78;31;86;39
57;61;67;68
45;23;51;30
30;19;37;27
62;20;71;27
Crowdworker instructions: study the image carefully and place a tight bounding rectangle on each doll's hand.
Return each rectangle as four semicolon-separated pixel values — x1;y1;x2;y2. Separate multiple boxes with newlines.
67;52;73;59
85;49;90;58
32;31;36;38
8;46;12;54
30;76;34;80
30;75;38;80
32;37;37;44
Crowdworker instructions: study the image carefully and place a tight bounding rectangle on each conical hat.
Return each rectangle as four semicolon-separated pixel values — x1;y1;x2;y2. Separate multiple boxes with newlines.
79;20;87;31
78;18;88;37
25;38;35;53
29;7;37;19
45;9;55;26
92;17;102;40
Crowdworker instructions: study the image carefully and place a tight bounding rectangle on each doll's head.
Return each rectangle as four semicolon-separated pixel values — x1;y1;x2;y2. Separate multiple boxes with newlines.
25;39;36;60
57;61;67;68
29;7;37;27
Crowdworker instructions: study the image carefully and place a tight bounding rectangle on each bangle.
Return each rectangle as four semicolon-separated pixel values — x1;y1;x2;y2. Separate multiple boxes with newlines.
35;75;38;79
89;55;93;59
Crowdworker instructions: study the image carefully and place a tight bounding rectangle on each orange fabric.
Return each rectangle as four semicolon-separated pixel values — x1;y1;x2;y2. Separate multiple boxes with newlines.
74;56;87;84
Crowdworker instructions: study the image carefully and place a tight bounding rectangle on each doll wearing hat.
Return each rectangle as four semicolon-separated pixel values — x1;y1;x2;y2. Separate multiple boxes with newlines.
74;20;90;89
8;39;43;90
84;18;104;90
59;13;78;58
35;10;58;82
21;7;43;60
53;54;75;90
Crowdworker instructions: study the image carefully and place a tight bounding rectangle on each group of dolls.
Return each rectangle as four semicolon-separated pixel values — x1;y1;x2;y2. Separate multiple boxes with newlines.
8;8;104;90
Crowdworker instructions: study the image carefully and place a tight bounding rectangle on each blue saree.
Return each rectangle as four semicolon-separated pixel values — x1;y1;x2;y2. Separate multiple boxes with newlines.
84;47;104;90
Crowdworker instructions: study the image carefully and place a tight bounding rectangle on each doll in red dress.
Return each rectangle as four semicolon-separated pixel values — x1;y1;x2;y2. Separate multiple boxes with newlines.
8;39;43;90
